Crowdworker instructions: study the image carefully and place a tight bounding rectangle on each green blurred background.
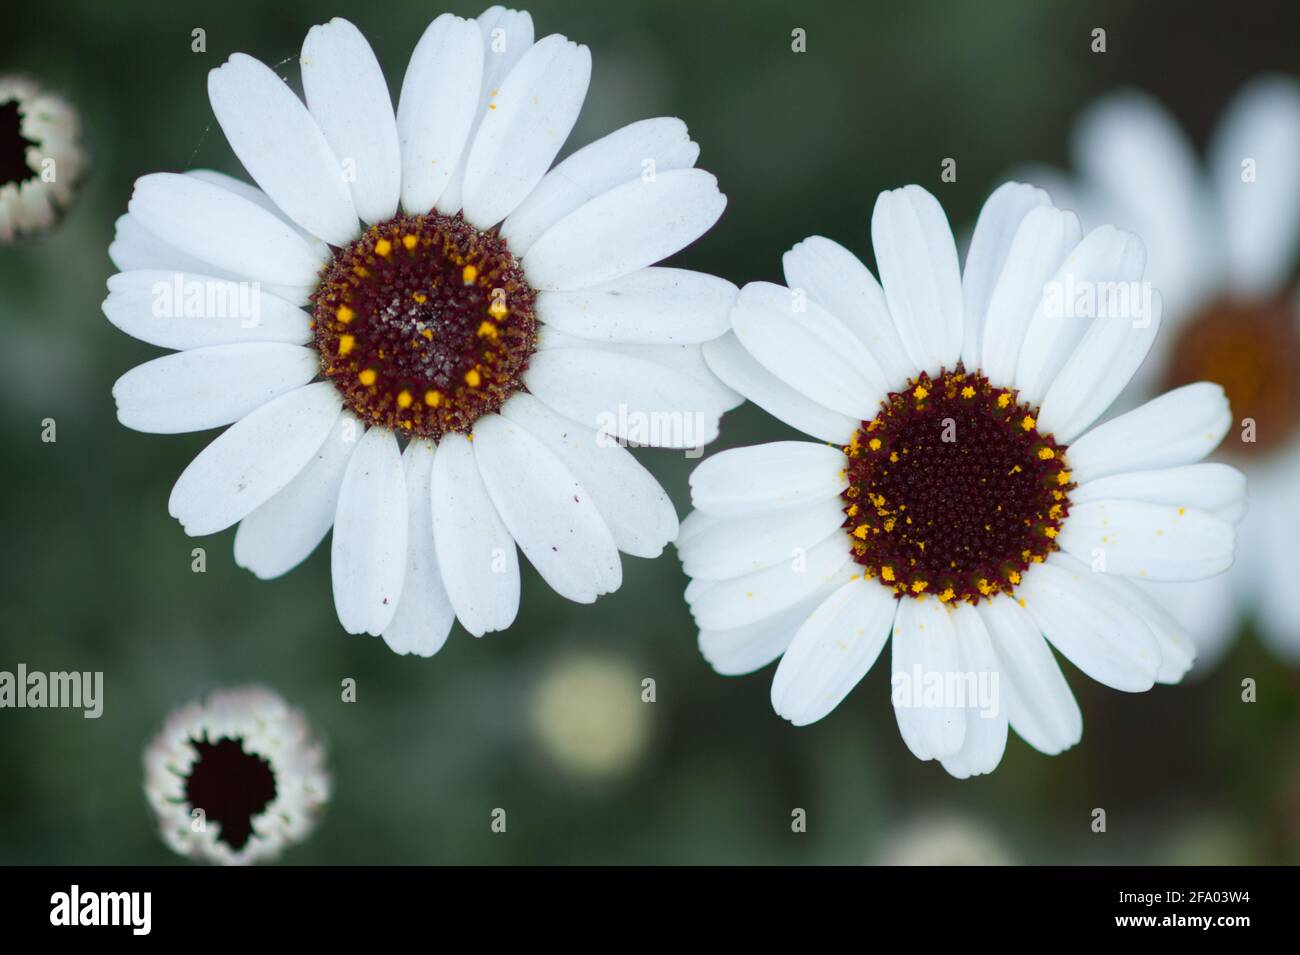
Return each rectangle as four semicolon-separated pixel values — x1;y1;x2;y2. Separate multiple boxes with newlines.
2;0;1299;864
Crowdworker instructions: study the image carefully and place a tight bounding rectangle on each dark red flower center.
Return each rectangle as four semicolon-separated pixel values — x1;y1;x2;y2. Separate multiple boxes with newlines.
184;737;277;852
312;212;538;439
0;99;37;188
1161;294;1300;457
842;367;1074;604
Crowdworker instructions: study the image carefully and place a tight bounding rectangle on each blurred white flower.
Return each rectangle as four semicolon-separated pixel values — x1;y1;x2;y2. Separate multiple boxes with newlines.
873;813;1015;866
1024;76;1300;667
530;653;651;779
0;74;85;241
143;685;329;865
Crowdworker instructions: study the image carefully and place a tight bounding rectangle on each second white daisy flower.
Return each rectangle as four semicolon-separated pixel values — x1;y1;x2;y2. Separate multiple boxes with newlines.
683;182;1245;778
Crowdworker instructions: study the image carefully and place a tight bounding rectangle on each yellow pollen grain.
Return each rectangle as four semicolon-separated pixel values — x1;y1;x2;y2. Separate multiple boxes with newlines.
1038;447;1055;460
889;452;899;463
358;368;377;387
412;292;428;304
462;264;479;284
402;234;418;251
1007;570;1021;584
997;393;1011;408
1044;526;1058;539
422;329;433;341
396;390;413;409
337;306;354;323
911;580;928;594
424;390;442;408
374;238;392;257
961;385;975;399
913;385;929;400
338;334;355;356
1021;415;1036;430
881;566;896;582
939;587;955;602
868;437;882;451
853;524;869;539
465;368;482;387
1057;470;1071;485
488;299;509;320
477;321;499;338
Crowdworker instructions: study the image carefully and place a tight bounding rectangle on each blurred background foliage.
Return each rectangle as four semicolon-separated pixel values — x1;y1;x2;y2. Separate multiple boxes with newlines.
1;0;1299;864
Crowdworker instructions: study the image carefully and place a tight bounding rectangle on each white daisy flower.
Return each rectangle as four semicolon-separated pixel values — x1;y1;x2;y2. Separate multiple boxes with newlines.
682;182;1246;778
143;686;329;866
104;9;737;654
0;74;85;241
1024;76;1300;666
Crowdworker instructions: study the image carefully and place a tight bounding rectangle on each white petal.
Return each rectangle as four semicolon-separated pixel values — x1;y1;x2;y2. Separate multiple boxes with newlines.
687;535;853;630
396;13;484;215
436;5;536;214
523;169;726;291
978;596;1082;756
536;267;735;344
208;53;358;245
1037;288;1162;442
702;333;857;444
113;343;319;433
502;117;699;256
1072;463;1247;524
461;34;590;228
890;596;965;761
689;441;846;517
871;185;963;374
978;205;1083;386
1067;383;1231;483
1074;91;1217;318
472;413;621;603
331;427;408;636
381;440;455;657
127;173;324;287
938;605;1008;779
771;578;896;726
501;393;678;558
103;270;312;349
1013;225;1147;406
1209;75;1300;295
431;432;520;636
168;381;342;536
234;412;361;579
522;345;725;448
184;169;331;257
782;235;914;390
677;497;846;580
1088;570;1196;684
1058;499;1235;582
960;182;1051;370
301;17;401;225
108;213;314;306
728;281;885;420
1017;554;1160;692
698;583;840;677
1136;574;1239;674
